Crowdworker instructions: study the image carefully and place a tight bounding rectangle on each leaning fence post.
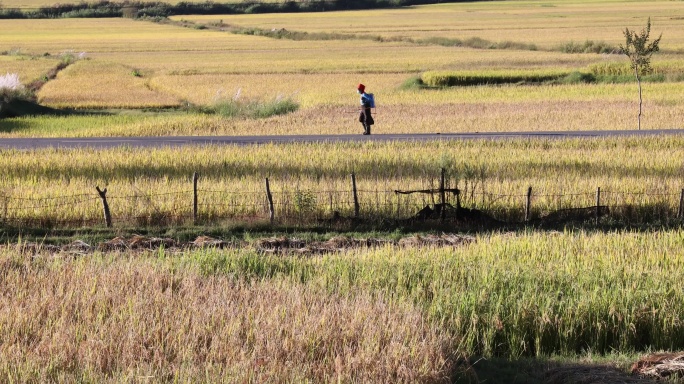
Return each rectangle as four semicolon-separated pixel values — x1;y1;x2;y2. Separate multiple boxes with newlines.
678;188;684;219
193;172;199;224
95;186;112;228
351;173;360;218
525;186;532;222
595;187;601;224
265;178;274;224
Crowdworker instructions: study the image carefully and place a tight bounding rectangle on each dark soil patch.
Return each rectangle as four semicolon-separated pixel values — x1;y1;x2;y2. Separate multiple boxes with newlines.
0;99;64;118
3;233;475;256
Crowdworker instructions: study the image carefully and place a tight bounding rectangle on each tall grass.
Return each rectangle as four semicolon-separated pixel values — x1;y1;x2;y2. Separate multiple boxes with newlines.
4;230;684;380
191;230;684;358
0;249;457;382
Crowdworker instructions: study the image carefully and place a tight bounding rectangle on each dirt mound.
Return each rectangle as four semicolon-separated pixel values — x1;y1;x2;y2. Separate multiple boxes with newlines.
631;352;684;379
410;204;501;226
256;234;473;255
98;235;176;252
191;235;231;248
398;234;475;247
4;233;474;256
9;242;62;255
256;236;398;255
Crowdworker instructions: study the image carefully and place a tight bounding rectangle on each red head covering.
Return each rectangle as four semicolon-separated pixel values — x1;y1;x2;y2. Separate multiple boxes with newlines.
357;83;365;92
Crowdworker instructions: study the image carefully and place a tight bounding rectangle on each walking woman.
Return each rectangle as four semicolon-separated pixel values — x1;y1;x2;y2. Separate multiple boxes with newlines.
357;83;374;135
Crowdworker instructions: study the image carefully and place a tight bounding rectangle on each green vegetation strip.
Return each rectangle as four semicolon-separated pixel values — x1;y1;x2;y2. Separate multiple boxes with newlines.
420;62;684;87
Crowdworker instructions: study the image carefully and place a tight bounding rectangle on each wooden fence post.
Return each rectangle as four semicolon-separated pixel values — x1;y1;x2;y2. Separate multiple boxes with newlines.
193;172;199;224
679;188;684;219
595;187;601;224
525;186;532;222
1;193;6;225
95;186;112;228
265;178;274;224
440;168;446;222
351;173;360;218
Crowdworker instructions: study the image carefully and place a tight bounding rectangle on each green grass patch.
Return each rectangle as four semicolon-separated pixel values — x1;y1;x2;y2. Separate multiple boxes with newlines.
555;40;619;54
398;75;426;90
420;66;674;87
193;95;299;119
421;69;571;87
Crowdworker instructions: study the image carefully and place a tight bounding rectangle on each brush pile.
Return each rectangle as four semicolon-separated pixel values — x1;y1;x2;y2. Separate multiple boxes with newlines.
631;352;684;379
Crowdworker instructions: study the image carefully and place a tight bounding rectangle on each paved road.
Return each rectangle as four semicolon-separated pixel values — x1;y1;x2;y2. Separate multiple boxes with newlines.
1;130;683;149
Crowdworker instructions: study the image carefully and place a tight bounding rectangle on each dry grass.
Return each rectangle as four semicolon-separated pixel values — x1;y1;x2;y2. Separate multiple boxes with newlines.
0;251;457;382
0;55;60;85
2;5;683;130
39;60;181;109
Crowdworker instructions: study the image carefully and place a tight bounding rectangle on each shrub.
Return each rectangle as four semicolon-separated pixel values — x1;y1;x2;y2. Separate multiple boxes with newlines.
557;40;619;54
399;75;425;90
0;73;32;103
558;71;596;84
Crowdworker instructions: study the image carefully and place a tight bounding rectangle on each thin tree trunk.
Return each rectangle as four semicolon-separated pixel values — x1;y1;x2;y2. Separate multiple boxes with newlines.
635;65;642;130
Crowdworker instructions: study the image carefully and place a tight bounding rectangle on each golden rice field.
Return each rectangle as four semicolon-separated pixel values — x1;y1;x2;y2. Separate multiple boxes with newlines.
0;54;58;85
1;137;683;226
1;0;683;135
4;2;684;381
181;1;684;51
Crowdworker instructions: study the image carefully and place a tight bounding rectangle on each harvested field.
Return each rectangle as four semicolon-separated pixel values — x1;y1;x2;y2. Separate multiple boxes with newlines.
3;233;475;256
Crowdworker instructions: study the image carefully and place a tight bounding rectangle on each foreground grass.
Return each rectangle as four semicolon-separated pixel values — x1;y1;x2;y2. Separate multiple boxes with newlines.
2;229;684;381
0;251;457;382
190;230;684;357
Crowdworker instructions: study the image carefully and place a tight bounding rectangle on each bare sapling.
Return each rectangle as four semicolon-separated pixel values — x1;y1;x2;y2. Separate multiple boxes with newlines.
619;17;661;130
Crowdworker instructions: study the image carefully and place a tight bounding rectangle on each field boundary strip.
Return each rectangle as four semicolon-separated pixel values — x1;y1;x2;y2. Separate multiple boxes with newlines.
1;180;684;228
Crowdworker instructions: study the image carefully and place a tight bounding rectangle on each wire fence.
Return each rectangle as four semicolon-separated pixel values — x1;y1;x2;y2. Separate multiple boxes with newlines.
1;171;683;228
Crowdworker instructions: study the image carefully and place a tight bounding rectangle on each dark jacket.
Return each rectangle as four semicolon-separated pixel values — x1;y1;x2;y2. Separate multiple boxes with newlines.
359;93;374;125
